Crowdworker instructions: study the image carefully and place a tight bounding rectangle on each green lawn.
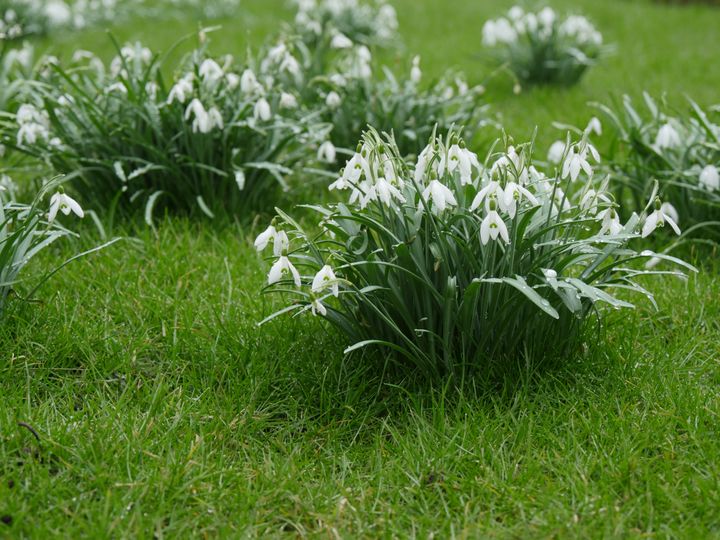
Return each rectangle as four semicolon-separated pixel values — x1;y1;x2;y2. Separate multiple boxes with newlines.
2;0;720;537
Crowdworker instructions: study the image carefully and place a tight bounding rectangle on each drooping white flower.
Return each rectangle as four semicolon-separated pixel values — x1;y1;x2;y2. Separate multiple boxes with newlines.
369;177;405;207
655;123;681;150
547;140;567;164
312;265;339;297
254;98;272;122
597;208;623;235
561;144;599;182
537;7;556;28
480;200;510;245
421;180;457;215
642;201;681;238
699;165;719;192
587;117;602;136
235;169;246;191
226;73;240;90
279;92;298;109
580;189;611;215
330;151;371;191
199;58;224;86
167;74;194;104
410;55;422;85
254;224;276;252
470;181;504;212
331;32;353;49
443;144;480;185
310;298;327;316
325;91;342;109
268;256;301;286
503;181;539;218
240;69;262;95
184;99;223;133
414;144;435;184
48;192;84;222
318;141;336;163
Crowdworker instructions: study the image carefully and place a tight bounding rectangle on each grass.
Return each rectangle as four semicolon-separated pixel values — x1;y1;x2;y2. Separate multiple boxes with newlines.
2;0;720;536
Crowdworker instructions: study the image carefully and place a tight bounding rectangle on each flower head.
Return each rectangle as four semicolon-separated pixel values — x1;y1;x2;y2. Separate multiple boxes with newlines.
48;192;84;222
312;265;339;297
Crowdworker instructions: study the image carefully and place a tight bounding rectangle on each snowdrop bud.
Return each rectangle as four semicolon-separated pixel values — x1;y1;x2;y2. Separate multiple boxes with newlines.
410;56;422;84
655;123;681;149
235;169;246;191
318;141;336;164
240;69;259;95
513;83;522;95
325;91;342;109
699;165;719;191
331;33;353;49
254;98;272;122
279;92;298;109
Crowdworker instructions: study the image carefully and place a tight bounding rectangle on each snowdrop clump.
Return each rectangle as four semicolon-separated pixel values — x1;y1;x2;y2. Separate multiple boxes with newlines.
596;93;720;234
0;38;331;219
256;127;691;379
482;6;606;86
263;29;488;160
292;0;399;49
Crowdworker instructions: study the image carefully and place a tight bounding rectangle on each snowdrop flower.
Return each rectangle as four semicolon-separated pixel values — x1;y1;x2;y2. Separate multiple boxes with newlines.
699;165;719;191
482;18;517;47
329;74;347;87
470;181;504;212
310;298;327;316
268;256;301;286
580;189;611;215
538;7;556;28
235;169;246;191
184;99;223;133
597;208;623;235
480;199;510;245
366;177;405;207
240;69;262;96
254;98;272;122
167;75;194;104
106;82;128;95
586;117;602;136
326;91;342;109
318;141;337;163
442;143;480;185
254;225;290;257
561;144;599;182
199;59;224;86
254;224;277;252
226;73;240;90
331;32;353;49
655;123;681;150
642;200;680;238
410;56;422;85
330;151;371;191
48;192;84;222
312;265;339;297
279;92;298;109
503;181;539;218
421;180;457;215
414;144;435;184
547;140;567;164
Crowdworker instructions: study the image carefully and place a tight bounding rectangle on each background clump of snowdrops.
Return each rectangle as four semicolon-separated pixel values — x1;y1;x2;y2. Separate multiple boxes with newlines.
482;5;607;87
257;126;692;379
595;93;720;237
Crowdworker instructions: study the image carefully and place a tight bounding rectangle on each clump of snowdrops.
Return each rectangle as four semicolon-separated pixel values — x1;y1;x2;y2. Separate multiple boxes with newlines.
256;126;692;379
594;93;720;235
482;6;606;87
291;0;399;50
0;38;330;219
259;29;488;160
0;43;37;114
0;178;113;319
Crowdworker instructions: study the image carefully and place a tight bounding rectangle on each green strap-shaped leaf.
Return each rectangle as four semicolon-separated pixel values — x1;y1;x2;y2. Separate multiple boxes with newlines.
478;275;559;319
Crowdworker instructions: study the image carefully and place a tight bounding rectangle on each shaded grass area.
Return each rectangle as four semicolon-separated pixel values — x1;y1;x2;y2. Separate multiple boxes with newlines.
2;0;720;536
